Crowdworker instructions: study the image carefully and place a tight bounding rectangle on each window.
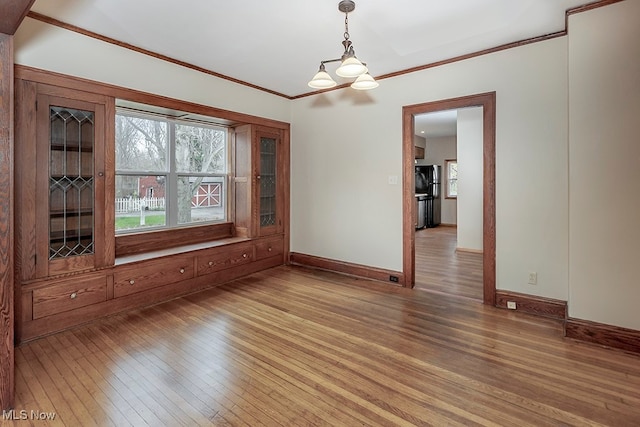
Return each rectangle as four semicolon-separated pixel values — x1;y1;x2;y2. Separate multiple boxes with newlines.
115;110;228;233
445;159;458;198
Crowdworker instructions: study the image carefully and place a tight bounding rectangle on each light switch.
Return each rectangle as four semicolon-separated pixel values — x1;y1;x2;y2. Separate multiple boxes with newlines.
388;175;398;185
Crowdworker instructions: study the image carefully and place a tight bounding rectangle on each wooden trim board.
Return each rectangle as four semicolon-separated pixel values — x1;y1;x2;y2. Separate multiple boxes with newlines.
0;33;15;411
495;291;640;354
23;2;624;100
455;247;483;254
403;92;496;307
289;253;405;286
15;65;291;131
565;318;640;355
495;290;567;320
0;0;35;35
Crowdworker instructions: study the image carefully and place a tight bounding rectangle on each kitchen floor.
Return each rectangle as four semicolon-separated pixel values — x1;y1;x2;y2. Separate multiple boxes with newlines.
414;226;483;300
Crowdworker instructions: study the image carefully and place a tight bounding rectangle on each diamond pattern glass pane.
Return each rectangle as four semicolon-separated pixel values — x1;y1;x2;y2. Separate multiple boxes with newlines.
260;136;277;228
49;107;94;259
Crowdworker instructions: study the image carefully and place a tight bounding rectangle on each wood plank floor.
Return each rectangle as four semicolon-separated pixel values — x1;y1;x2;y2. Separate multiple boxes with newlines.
8;265;640;426
415;226;483;300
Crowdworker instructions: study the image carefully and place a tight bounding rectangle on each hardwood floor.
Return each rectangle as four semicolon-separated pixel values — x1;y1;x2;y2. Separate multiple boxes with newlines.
415;226;483;300
8;265;640;426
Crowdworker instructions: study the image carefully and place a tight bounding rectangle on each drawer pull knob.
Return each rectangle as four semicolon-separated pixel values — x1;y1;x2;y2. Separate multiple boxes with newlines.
243;253;248;258
70;292;77;299
129;279;135;285
180;268;185;274
208;261;213;266
268;247;273;252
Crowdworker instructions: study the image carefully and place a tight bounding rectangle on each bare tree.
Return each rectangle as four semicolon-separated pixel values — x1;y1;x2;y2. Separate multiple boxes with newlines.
115;114;225;222
175;124;225;223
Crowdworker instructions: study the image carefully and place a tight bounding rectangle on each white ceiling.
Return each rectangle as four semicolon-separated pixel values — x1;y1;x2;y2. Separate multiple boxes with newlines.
415;110;458;139
29;0;590;98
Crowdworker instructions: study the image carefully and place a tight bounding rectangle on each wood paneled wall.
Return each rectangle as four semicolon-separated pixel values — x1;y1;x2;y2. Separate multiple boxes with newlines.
0;32;15;411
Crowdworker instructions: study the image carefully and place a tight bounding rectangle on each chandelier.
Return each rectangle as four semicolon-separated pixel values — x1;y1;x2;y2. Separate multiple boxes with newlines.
308;0;379;91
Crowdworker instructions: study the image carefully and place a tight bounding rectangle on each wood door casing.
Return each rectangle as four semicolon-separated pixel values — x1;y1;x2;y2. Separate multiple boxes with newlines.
402;92;496;305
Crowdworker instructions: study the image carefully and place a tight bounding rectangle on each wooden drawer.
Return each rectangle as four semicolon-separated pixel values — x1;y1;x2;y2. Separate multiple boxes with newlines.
114;256;194;298
254;237;284;261
197;243;253;276
32;275;107;319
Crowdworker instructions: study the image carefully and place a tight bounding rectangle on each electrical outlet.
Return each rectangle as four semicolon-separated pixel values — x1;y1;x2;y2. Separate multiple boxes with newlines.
389;275;399;283
507;301;517;310
388;175;398;185
528;272;537;285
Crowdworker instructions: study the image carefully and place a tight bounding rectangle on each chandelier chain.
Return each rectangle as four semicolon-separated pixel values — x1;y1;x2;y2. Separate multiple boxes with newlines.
344;13;350;40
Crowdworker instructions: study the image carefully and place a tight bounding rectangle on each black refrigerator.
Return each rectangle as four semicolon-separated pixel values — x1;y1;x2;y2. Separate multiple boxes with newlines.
415;165;441;227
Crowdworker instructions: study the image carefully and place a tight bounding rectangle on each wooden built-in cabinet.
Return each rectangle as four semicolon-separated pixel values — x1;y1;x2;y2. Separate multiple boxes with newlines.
234;124;286;238
113;256;195;299
14;68;290;343
16;82;114;282
32;274;107;320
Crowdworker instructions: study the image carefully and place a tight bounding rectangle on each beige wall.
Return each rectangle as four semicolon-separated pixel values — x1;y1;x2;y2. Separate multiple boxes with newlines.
568;0;640;330
14;18;291;123
291;36;569;300
456;107;483;250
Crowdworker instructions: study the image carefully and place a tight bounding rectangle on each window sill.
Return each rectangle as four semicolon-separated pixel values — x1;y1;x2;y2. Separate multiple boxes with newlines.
115;235;251;266
115;222;235;257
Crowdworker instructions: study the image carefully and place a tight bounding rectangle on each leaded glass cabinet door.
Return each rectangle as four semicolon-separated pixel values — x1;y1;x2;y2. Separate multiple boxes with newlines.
36;94;106;277
255;127;283;236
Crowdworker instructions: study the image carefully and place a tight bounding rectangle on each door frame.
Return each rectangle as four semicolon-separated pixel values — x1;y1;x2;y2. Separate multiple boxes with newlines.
402;92;496;305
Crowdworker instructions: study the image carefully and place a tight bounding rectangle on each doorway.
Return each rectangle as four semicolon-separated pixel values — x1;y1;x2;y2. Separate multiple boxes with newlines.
413;107;483;300
402;93;496;305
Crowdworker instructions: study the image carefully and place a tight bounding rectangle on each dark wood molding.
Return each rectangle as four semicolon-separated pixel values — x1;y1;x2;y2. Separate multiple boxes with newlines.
289;252;405;286
115;223;234;257
15;66;291;131
378;32;565;81
566;318;640;355
0;0;35;35
496;290;567;320
25;12;292;100
291;31;565;99
566;0;626;17
402;93;496;306
455;247;483;254
21;2;623;100
294;1;625;99
0;33;15;410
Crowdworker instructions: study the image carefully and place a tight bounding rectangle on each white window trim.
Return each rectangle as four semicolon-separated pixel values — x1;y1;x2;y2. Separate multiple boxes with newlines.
115;109;230;234
445;159;458;199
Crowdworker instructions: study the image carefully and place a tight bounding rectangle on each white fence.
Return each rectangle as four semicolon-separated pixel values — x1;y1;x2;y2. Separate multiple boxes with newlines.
115;197;165;213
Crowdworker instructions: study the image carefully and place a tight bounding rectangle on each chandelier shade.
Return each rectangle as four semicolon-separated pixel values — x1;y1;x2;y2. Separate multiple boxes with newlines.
308;65;338;89
308;1;378;91
336;57;368;78
350;72;379;90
